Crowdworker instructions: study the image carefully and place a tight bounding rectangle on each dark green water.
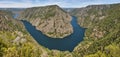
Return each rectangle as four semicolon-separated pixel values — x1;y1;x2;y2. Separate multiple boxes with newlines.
22;16;85;51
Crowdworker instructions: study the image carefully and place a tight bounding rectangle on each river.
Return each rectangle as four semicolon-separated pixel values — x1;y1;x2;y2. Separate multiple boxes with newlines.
22;16;85;52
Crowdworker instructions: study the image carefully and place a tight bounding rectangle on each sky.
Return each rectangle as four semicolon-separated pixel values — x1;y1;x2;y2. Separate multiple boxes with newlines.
0;0;120;8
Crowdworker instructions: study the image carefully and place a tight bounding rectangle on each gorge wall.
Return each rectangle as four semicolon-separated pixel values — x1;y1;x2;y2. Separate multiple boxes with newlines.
19;5;73;38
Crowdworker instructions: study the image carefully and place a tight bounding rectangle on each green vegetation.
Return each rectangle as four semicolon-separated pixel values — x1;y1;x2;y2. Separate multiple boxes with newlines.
72;3;120;57
0;10;42;57
0;31;43;57
0;3;120;57
0;10;73;57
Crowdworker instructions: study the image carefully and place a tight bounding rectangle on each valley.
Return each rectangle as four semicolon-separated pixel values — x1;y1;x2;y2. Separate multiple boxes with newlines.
0;3;120;57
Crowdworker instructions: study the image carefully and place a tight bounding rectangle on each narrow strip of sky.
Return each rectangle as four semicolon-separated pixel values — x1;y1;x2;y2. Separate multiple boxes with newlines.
0;0;120;8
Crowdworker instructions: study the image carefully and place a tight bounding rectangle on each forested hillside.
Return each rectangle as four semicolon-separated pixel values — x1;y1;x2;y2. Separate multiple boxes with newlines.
71;3;120;57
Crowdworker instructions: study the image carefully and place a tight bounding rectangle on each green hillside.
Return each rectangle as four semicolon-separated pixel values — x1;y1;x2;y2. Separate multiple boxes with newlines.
71;3;120;57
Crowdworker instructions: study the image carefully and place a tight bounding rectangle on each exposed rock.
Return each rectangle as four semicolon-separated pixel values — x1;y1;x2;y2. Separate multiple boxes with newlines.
15;31;23;37
19;5;73;38
20;38;27;43
13;36;21;42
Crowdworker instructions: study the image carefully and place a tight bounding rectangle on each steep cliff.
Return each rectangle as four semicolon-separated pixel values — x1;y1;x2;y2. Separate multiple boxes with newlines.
19;5;73;38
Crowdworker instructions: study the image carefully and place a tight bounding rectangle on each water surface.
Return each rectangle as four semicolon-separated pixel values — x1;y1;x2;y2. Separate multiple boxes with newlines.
22;16;85;51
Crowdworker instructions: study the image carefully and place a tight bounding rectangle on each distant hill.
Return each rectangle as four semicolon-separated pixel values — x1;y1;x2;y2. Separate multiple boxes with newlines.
63;8;75;13
0;8;25;13
0;8;25;18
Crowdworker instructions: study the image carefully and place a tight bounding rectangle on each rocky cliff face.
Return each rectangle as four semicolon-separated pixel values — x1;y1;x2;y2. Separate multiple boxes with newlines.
19;5;73;38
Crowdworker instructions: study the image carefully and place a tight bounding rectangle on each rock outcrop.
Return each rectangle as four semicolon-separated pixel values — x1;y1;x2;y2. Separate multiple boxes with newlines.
19;5;73;38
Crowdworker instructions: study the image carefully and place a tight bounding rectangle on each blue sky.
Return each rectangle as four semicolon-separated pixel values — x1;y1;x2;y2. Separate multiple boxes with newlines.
0;0;120;8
